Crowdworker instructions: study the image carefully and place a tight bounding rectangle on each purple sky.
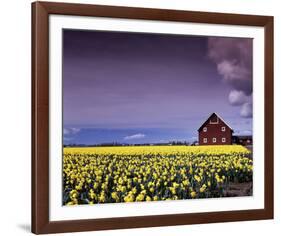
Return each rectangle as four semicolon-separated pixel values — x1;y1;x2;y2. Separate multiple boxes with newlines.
63;30;253;144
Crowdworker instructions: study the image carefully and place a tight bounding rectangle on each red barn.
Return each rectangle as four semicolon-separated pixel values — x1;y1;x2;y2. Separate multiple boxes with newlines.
198;113;233;145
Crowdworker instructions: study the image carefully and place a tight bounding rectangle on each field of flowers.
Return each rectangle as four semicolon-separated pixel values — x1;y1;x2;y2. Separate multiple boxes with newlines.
63;145;252;205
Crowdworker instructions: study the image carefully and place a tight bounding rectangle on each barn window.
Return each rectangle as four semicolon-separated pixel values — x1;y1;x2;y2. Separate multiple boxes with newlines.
209;116;219;124
203;138;207;143
221;126;226;132
222;137;226;143
203;127;207;132
212;137;216;143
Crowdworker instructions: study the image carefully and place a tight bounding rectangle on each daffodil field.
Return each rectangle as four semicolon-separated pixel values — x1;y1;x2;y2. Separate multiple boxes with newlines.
63;145;252;205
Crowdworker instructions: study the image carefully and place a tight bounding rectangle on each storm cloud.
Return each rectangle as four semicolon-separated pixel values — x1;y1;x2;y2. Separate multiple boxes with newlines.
208;37;253;117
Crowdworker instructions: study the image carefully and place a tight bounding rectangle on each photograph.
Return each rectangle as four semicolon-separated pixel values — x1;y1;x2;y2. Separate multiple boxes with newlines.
63;29;253;205
62;29;253;205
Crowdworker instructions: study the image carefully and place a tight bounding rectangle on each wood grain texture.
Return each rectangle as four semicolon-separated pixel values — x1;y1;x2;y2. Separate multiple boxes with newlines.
31;1;274;234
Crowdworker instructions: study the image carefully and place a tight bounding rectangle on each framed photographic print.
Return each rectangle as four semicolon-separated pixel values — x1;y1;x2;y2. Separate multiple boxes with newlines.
32;1;274;234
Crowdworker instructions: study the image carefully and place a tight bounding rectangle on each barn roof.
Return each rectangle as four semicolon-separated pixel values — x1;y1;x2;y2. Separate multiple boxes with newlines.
197;112;233;131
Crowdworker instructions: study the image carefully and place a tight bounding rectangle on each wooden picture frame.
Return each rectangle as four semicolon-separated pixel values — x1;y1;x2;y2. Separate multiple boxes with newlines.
32;1;274;234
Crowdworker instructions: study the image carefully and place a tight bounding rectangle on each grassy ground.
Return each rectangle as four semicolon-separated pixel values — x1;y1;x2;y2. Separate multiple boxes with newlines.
224;182;253;197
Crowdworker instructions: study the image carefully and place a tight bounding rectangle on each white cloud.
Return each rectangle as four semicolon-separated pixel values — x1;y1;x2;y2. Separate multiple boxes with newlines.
63;127;81;135
217;60;250;83
240;102;253;118
228;90;253;118
124;133;146;140
63;128;70;135
63;137;73;141
228;90;251;106
70;128;80;134
190;136;198;141
234;130;252;135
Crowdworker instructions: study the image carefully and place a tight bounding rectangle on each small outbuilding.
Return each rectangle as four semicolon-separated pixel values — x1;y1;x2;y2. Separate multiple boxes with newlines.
232;135;253;146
